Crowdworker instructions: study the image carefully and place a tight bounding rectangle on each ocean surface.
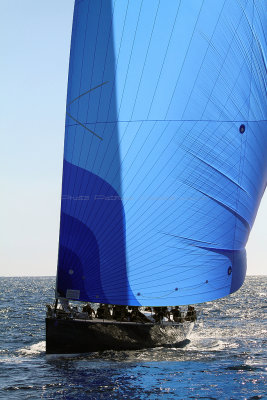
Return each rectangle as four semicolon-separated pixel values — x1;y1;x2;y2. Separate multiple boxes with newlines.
0;276;266;400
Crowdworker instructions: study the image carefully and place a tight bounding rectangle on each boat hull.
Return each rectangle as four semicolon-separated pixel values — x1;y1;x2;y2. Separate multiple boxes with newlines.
46;317;193;354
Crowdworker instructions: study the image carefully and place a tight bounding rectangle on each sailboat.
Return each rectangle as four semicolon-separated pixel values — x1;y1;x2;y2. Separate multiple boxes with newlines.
46;0;267;354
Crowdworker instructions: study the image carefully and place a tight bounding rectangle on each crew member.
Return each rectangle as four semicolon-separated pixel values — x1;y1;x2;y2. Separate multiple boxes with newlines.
112;305;129;321
82;303;95;319
130;306;151;323
171;306;182;323
96;304;112;320
153;307;165;323
185;306;197;322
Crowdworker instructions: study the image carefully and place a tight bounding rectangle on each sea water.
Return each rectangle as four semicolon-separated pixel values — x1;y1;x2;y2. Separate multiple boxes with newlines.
0;276;266;400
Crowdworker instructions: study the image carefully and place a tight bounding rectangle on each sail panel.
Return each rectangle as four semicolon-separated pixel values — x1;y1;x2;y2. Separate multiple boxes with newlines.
56;0;267;305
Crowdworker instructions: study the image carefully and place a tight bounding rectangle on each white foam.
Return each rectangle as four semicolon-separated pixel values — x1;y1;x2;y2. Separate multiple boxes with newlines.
18;341;46;356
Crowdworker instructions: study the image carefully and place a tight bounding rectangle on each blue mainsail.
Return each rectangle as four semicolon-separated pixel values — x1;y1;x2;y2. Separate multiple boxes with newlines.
56;0;267;306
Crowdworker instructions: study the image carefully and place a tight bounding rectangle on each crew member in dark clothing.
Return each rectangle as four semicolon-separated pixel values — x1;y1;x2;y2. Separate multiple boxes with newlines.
185;306;197;322
191;306;197;322
82;303;95;319
170;306;182;323
96;304;105;319
153;307;165;323
185;305;192;321
129;306;151;323
96;304;112;320
162;306;171;321
112;305;129;321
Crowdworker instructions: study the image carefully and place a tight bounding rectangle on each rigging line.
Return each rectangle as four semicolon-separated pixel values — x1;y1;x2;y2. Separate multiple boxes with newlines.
66;112;103;140
67;81;109;107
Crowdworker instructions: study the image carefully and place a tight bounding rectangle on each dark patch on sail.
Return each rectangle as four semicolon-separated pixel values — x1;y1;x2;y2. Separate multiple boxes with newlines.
58;161;138;305
57;213;106;302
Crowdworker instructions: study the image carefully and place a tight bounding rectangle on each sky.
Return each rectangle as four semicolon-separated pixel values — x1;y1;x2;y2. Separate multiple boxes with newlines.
0;1;266;277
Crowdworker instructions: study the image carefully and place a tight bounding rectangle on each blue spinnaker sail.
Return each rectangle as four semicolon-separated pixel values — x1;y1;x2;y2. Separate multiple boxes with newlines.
56;0;267;305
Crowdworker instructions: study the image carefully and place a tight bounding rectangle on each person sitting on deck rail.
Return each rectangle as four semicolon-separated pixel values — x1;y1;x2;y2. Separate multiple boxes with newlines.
96;304;112;320
191;306;197;322
170;306;182;323
153;307;165;323
59;297;71;313
185;306;197;322
112;305;129;321
46;304;53;317
162;306;171;321
82;303;95;319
